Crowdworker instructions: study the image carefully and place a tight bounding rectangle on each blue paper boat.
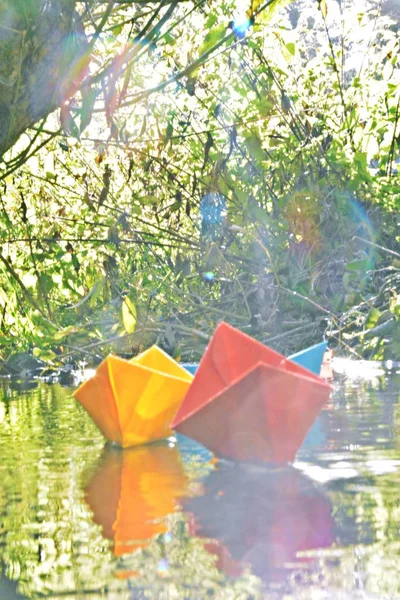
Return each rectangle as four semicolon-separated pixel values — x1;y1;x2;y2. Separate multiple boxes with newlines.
182;340;327;377
181;363;198;375
288;341;328;375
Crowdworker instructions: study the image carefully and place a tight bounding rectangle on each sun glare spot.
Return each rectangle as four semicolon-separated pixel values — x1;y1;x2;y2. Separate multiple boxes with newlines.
157;558;169;573
232;16;252;38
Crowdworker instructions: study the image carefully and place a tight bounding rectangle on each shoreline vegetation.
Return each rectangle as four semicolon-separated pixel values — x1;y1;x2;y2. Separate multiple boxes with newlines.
0;0;398;369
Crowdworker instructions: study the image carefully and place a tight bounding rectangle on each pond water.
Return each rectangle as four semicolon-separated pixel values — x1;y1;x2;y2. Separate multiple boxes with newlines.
0;362;399;600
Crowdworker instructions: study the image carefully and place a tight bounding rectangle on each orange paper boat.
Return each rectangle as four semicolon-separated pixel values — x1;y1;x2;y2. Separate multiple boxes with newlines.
74;346;193;447
172;322;332;464
85;443;189;556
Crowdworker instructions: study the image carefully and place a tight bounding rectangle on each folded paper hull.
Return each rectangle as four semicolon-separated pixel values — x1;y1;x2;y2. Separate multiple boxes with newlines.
74;347;193;447
85;443;189;556
175;363;331;464
173;322;332;464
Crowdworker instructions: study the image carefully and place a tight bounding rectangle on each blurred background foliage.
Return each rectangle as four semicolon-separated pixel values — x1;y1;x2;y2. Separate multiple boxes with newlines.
0;0;399;366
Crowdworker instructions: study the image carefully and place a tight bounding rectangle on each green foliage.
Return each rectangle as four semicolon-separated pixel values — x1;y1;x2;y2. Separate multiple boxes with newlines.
0;0;399;363
122;296;137;334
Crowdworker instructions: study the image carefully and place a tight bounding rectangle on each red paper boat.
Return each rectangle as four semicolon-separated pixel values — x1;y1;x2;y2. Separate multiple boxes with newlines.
172;322;332;465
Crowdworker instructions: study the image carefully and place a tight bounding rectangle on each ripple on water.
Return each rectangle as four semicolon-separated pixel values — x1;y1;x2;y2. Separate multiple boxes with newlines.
0;369;398;599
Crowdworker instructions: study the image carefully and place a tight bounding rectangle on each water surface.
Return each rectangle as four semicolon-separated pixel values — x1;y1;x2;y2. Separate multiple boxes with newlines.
0;364;399;599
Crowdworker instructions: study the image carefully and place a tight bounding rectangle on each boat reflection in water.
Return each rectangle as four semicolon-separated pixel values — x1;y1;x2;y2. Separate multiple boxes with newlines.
85;442;190;557
85;441;334;583
182;461;334;582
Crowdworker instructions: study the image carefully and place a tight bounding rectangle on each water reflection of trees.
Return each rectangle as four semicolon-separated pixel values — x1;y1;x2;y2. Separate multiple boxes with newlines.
0;383;263;598
0;378;399;598
293;372;400;597
301;373;400;454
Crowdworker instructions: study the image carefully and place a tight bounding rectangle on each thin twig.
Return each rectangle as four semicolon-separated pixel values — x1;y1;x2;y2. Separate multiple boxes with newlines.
271;284;336;317
353;236;400;259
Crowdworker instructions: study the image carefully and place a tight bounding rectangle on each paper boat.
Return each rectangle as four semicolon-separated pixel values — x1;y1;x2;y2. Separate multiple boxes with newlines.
85;443;189;556
74;346;193;448
181;363;198;375
289;340;327;375
182;463;333;582
182;340;327;377
172;322;332;464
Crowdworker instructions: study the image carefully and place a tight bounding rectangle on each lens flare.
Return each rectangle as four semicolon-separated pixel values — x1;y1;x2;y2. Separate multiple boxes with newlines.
231;16;252;38
157;558;169;573
200;193;226;225
200;193;226;241
349;197;376;267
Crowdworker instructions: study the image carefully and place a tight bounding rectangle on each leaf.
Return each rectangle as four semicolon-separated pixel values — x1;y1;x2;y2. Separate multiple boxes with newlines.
247;0;268;17
346;259;371;272
165;121;173;141
205;13;218;28
107;225;120;246
202;131;214;170
365;307;381;330
249;202;271;225
122;297;137;334
199;24;226;56
169;201;181;213
342;332;353;340
141;195;158;205
318;0;328;18
281;93;291;113
80;86;96;134
110;22;124;36
389;290;400;317
110;121;119;140
65;280;103;310
186;76;196;96
60;104;80;140
164;32;176;45
71;254;80;274
243;131;265;162
53;326;80;340
354;151;368;171
172;347;182;362
286;42;295;56
255;98;274;117
32;348;57;362
37;273;54;295
233;187;248;205
257;0;293;24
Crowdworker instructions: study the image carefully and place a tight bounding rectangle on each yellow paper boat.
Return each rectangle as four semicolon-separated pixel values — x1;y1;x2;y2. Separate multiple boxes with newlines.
73;346;193;447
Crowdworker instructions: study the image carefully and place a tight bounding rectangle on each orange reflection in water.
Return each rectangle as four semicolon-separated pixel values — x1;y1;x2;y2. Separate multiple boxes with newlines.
85;443;190;557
